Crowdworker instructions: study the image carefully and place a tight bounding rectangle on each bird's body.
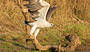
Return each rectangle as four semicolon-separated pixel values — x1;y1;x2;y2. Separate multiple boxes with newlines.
25;0;54;38
29;19;53;28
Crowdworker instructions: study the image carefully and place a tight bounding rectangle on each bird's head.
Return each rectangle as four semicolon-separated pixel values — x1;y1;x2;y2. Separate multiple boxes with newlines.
50;23;54;27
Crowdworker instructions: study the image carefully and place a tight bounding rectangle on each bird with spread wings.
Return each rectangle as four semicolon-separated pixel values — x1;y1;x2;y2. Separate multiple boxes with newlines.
24;0;57;39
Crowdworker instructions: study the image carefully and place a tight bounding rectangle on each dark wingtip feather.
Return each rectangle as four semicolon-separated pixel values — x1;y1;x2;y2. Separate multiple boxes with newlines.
24;20;32;25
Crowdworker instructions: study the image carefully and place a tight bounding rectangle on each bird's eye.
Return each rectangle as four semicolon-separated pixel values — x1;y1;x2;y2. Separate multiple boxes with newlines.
51;24;54;26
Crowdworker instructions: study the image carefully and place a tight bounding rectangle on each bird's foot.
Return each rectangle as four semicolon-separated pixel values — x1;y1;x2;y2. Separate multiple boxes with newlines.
26;35;35;43
29;35;35;40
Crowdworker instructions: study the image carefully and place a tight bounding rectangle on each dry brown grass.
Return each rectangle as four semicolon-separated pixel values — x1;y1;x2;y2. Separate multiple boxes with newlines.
0;0;90;34
0;0;90;52
0;0;25;34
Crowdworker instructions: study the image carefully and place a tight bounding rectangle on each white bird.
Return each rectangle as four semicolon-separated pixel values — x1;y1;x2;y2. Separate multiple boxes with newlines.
25;0;55;38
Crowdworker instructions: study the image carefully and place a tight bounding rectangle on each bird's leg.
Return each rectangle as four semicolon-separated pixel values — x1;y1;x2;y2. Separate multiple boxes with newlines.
34;28;40;39
29;25;37;39
26;25;37;44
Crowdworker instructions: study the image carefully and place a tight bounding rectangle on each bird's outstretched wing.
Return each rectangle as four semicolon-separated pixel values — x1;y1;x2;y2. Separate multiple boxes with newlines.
24;0;50;21
26;0;43;11
24;0;46;20
46;6;57;21
34;0;50;20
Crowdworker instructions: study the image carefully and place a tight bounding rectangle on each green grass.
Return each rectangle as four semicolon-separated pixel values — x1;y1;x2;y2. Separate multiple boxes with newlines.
0;23;90;52
62;23;90;44
0;34;35;52
0;0;90;52
0;32;55;52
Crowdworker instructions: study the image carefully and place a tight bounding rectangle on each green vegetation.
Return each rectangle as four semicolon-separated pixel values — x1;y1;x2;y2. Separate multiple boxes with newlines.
0;0;90;52
63;23;90;39
62;23;90;44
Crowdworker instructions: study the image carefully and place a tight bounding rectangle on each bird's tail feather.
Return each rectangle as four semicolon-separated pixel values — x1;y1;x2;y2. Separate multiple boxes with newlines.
22;20;33;25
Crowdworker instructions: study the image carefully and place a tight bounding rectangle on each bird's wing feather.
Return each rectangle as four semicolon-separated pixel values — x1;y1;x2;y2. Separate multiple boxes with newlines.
35;1;50;20
25;0;50;21
27;0;43;11
46;6;57;21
